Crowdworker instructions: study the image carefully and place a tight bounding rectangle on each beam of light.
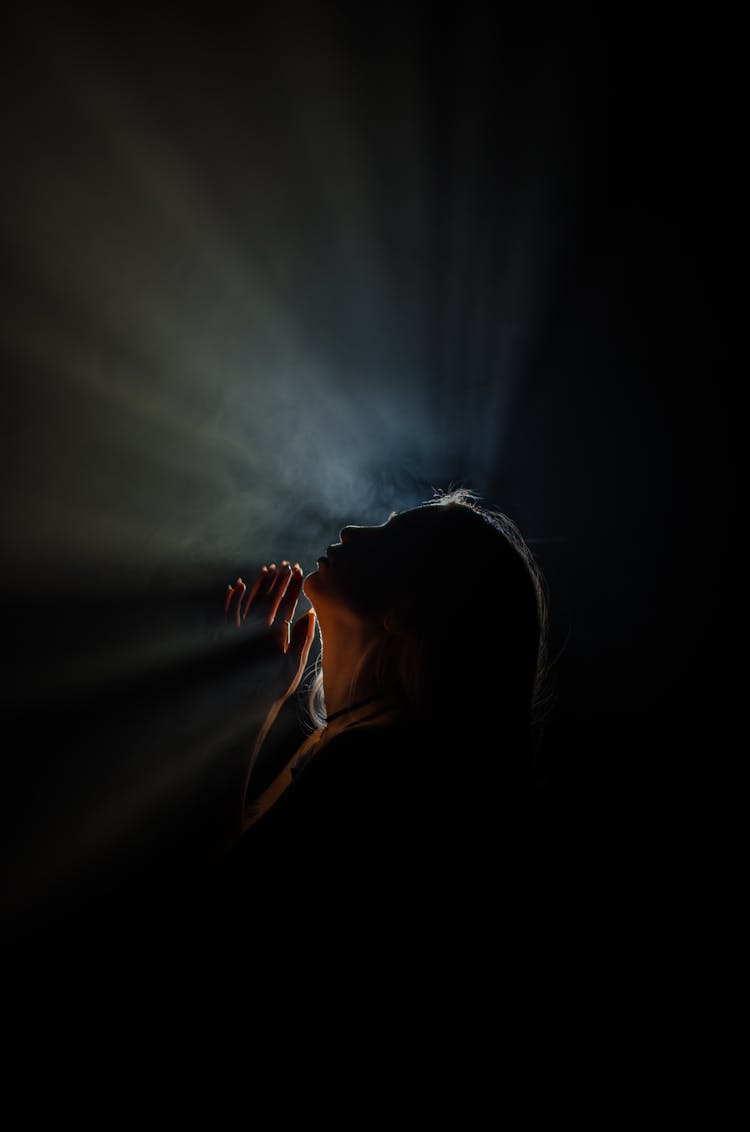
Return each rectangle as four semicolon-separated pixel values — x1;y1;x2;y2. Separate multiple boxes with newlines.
1;12;574;908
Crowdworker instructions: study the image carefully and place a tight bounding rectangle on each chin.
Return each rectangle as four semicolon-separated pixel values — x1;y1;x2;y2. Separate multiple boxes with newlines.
302;571;320;599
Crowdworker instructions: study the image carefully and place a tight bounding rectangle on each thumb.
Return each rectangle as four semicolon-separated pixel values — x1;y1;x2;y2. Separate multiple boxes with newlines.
286;609;317;684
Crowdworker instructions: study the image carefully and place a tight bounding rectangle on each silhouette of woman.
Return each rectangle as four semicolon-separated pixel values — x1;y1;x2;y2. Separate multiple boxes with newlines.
213;487;549;925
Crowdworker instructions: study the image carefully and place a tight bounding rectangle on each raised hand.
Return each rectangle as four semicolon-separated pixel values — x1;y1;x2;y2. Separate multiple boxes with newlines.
224;561;316;708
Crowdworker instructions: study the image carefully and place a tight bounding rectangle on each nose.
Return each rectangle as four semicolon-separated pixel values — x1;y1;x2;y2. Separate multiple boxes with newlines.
339;525;360;543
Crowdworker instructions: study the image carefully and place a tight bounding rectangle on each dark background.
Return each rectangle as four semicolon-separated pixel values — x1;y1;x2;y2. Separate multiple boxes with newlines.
0;7;735;953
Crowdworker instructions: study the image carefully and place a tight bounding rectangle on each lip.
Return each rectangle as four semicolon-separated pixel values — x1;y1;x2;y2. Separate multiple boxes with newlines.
316;543;341;568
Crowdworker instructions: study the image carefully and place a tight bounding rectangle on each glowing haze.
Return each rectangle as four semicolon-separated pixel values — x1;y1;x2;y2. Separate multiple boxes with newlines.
1;15;569;594
1;12;580;915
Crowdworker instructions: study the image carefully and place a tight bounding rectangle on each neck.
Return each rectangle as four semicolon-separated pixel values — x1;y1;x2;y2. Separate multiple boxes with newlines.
317;617;381;720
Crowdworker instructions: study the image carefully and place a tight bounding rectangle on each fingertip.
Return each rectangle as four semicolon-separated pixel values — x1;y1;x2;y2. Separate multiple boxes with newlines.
290;608;315;642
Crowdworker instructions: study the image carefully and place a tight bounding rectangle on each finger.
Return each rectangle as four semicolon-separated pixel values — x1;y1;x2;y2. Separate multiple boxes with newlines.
254;563;280;623
266;561;293;625
233;577;246;626
285;610;317;692
225;578;246;626
269;574;293;651
275;563;304;625
243;562;289;646
242;565;271;619
294;608;317;661
269;561;289;590
243;564;281;623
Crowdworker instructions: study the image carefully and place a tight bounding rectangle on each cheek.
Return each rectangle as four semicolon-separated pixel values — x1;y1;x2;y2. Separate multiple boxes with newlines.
342;568;398;614
303;566;350;608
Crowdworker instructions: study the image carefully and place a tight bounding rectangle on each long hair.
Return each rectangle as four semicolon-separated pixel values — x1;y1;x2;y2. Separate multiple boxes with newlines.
304;488;550;757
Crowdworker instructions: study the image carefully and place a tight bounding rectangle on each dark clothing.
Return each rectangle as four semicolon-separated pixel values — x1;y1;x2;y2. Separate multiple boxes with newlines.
200;715;536;961
43;711;535;982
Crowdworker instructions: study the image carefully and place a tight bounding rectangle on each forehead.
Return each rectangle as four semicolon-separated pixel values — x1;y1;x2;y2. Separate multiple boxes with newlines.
385;504;451;533
386;506;423;525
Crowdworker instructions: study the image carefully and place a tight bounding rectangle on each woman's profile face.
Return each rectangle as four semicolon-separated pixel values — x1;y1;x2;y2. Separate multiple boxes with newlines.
303;506;439;621
304;496;543;719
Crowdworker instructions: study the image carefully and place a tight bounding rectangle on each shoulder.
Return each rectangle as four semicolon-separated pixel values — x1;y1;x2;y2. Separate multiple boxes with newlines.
313;718;422;763
238;719;429;857
293;719;423;800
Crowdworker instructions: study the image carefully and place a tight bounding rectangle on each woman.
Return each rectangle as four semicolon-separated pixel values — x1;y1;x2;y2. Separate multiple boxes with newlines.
214;487;549;922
